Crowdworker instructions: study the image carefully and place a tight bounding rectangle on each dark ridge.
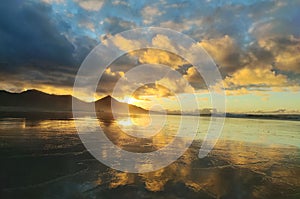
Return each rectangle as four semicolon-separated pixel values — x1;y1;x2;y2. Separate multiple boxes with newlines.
0;90;148;115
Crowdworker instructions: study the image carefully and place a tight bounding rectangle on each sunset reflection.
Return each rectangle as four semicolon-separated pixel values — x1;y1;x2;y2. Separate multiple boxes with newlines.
92;140;299;198
97;114;178;153
69;115;299;198
0;116;299;198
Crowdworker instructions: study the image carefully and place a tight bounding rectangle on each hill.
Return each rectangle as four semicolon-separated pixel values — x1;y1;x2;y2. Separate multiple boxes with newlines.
0;90;148;115
95;95;148;114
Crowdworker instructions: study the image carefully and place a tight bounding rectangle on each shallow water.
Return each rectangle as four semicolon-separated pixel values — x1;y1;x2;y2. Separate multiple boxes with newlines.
0;115;299;198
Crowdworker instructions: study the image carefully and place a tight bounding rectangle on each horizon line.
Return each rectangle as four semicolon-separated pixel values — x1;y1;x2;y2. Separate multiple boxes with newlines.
1;89;300;115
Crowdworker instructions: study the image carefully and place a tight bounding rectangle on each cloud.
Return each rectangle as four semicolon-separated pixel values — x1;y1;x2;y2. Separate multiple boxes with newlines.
249;13;300;39
74;0;105;11
258;36;300;73
0;0;99;93
0;0;98;71
104;34;188;69
112;0;129;6
96;67;125;94
247;1;300;74
98;61;195;99
142;6;164;25
200;34;300;92
137;49;187;70
223;66;288;89
103;34;143;52
131;77;195;99
102;17;136;34
152;34;177;52
100;31;298;97
0;70;75;95
0;80;74;96
251;108;300;114
0;0;299;107
42;0;65;4
156;75;195;94
200;35;247;75
183;67;206;89
133;84;174;98
79;21;95;32
225;87;249;96
0;1;75;68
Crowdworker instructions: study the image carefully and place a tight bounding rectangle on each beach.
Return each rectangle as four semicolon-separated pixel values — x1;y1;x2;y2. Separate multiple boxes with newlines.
0;115;299;199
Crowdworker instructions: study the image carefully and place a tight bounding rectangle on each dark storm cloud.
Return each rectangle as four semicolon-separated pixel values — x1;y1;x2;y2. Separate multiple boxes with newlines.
0;0;74;68
0;0;97;87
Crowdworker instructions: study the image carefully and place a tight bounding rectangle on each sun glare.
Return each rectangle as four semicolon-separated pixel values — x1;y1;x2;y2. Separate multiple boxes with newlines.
120;95;139;105
117;115;151;127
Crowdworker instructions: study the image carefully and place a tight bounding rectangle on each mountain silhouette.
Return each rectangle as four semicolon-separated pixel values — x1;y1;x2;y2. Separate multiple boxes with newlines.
0;89;75;112
1;90;299;121
0;90;148;114
95;95;148;114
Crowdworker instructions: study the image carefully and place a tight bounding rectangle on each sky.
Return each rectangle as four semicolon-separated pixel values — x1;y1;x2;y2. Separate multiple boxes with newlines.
0;0;299;113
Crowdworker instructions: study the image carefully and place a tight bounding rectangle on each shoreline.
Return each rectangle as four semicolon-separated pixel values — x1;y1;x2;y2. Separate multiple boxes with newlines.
0;110;299;122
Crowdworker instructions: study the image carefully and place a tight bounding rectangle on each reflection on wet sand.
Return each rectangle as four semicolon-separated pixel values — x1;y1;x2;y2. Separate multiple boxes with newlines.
98;114;178;153
0;115;299;198
92;141;299;199
81;115;299;198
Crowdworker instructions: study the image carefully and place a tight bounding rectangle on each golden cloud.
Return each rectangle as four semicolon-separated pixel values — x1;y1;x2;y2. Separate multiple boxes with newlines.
104;34;188;69
133;84;173;98
200;35;246;74
156;76;195;94
212;66;292;97
259;36;300;73
105;67;125;78
104;34;144;52
223;66;287;88
138;49;187;69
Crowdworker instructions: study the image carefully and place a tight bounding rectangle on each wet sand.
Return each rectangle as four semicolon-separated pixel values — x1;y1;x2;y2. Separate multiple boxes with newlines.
0;116;299;199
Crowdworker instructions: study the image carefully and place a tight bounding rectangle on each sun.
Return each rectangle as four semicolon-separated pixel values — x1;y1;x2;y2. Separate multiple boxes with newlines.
121;95;139;105
118;95;155;111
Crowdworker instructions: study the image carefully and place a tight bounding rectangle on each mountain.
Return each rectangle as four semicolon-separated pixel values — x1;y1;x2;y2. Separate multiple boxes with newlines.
95;95;148;114
0;89;75;112
0;90;299;121
0;90;148;115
